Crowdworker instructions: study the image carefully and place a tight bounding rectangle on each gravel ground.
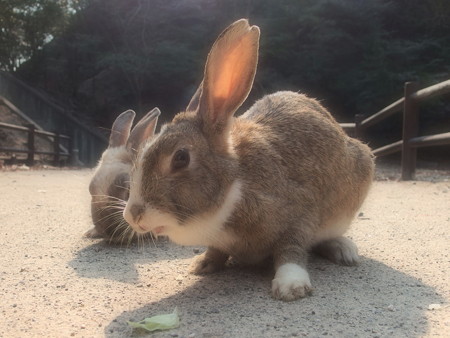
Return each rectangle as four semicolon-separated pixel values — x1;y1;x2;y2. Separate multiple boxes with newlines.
0;167;449;337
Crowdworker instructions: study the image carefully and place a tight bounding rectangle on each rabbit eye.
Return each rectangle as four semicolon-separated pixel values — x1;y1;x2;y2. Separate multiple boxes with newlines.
172;148;190;171
114;173;129;187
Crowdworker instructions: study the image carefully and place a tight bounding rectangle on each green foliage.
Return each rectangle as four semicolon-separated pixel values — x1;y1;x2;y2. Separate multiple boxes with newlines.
11;0;450;129
253;0;450;119
0;0;78;71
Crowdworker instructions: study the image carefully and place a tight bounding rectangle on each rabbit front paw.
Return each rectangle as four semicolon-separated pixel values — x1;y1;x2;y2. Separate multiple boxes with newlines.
313;236;360;266
189;250;228;275
84;227;102;238
272;263;312;301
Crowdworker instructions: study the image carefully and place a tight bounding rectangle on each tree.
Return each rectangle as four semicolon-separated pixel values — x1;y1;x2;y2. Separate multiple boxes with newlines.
12;0;450;133
0;0;78;71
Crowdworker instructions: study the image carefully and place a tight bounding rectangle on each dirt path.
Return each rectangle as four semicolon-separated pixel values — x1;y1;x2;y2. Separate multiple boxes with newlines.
0;168;448;337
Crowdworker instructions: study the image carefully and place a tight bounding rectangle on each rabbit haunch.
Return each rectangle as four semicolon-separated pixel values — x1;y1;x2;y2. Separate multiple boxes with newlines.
123;19;374;301
89;146;130;197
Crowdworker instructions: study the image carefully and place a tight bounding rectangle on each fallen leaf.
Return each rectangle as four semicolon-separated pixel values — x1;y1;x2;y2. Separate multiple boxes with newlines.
128;308;180;332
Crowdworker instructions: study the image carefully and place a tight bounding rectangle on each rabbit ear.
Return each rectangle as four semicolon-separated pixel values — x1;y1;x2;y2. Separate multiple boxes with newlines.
127;107;160;155
109;110;136;147
186;81;203;112
198;19;260;135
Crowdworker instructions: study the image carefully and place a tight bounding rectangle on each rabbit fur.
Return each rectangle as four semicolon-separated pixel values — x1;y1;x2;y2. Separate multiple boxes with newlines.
87;108;159;243
123;19;374;300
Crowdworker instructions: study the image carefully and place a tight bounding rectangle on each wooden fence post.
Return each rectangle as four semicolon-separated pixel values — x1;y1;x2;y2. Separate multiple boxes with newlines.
26;124;35;167
53;133;60;166
68;135;74;166
401;82;420;180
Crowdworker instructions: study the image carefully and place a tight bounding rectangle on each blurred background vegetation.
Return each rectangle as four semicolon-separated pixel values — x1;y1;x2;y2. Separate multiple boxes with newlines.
1;0;449;147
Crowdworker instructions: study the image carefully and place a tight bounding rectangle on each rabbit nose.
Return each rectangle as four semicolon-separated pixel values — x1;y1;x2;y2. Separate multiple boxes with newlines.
130;204;144;223
124;203;144;225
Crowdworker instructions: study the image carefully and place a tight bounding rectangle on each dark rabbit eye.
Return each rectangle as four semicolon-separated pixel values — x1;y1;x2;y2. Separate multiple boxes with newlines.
172;148;190;170
115;173;129;187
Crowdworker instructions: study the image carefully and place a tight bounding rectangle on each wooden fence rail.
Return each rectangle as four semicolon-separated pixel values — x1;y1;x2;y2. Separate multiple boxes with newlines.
1;72;108;166
340;79;450;180
0;122;73;167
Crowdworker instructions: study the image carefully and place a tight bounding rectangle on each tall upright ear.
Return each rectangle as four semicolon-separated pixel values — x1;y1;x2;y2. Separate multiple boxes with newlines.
127;108;160;155
109;110;136;147
198;19;260;134
185;81;203;112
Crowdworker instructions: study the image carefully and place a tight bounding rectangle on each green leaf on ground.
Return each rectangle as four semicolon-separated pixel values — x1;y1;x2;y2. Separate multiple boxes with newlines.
127;307;180;332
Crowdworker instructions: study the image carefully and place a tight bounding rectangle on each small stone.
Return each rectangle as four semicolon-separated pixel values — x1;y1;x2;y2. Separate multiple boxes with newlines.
428;304;442;310
387;304;395;312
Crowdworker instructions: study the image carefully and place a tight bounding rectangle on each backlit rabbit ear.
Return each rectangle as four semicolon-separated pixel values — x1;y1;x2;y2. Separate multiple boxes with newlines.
198;19;260;134
109;110;136;147
186;81;203;112
127;107;160;155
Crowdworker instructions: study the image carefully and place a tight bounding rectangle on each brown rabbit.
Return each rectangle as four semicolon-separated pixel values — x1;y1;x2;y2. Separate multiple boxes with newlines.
123;19;374;300
87;108;160;243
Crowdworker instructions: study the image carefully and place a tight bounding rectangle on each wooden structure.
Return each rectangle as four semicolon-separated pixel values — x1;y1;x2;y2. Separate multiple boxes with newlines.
0;72;107;166
0;122;73;166
342;79;450;180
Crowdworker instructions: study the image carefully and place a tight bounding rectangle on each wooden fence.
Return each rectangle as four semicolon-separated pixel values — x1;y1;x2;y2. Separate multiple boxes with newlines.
342;79;450;180
0;122;75;167
0;71;108;166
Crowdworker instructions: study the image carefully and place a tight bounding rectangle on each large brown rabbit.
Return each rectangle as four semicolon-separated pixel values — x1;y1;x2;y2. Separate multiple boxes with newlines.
123;19;374;301
88;108;159;243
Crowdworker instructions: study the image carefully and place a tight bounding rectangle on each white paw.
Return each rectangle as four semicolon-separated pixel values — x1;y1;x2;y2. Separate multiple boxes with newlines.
271;263;312;301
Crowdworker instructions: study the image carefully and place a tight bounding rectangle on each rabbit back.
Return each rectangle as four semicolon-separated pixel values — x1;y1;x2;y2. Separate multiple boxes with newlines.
231;91;374;249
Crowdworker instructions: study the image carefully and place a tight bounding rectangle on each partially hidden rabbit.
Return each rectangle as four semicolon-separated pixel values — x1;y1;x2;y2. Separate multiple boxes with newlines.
87;108;160;243
123;19;374;300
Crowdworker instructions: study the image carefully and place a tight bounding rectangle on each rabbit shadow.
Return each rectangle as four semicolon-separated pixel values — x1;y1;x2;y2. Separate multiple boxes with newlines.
104;255;445;337
68;238;196;284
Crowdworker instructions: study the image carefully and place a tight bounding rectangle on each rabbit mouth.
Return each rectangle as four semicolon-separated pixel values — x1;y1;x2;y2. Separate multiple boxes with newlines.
137;223;166;236
137;223;148;233
152;226;166;235
134;222;164;235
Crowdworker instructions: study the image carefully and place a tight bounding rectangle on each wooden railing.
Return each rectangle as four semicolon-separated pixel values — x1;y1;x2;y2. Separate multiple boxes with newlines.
1;72;108;166
0;122;74;166
341;79;450;180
